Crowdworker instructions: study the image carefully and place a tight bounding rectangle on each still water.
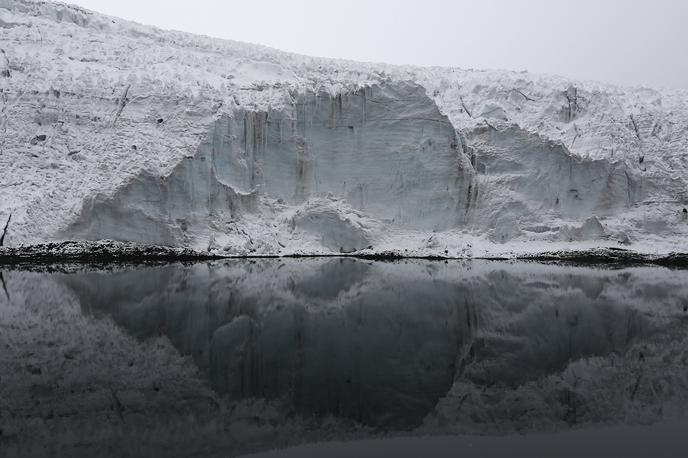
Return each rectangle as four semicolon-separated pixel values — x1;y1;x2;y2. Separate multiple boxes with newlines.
1;259;687;457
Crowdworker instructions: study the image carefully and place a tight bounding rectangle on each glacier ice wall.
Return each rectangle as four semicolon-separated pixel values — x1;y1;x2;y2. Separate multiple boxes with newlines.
461;125;642;243
2;0;688;255
65;82;475;250
63;81;645;253
243;83;470;230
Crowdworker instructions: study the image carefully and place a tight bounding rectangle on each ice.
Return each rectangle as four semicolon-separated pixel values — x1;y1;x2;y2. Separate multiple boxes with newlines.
1;0;687;257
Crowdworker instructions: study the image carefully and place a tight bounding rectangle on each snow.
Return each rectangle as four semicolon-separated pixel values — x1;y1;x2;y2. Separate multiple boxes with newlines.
1;0;688;257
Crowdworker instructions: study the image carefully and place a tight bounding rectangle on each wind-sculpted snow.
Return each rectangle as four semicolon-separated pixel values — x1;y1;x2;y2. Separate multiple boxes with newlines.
1;0;688;256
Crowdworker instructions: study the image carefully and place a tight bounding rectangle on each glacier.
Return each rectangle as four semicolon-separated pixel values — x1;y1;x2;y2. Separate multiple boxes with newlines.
1;0;688;257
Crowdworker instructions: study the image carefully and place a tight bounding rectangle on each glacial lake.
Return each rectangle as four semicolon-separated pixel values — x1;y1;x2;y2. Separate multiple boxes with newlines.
1;258;687;457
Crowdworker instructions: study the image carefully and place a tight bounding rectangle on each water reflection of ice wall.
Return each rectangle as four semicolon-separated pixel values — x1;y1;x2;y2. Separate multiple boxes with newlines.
49;259;688;430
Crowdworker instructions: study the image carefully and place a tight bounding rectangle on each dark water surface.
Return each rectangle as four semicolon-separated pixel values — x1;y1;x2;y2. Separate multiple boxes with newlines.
1;259;687;457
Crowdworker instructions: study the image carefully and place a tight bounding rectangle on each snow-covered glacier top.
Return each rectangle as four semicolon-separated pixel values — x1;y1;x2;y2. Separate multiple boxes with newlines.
1;0;688;257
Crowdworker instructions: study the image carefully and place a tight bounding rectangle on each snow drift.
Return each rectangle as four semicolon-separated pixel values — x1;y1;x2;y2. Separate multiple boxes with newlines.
1;0;687;256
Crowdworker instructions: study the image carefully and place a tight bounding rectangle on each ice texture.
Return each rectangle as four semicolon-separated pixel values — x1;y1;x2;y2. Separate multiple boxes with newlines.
1;0;688;256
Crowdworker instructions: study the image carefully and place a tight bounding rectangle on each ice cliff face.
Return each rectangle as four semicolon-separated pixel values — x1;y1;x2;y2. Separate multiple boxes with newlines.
66;82;470;252
1;0;688;255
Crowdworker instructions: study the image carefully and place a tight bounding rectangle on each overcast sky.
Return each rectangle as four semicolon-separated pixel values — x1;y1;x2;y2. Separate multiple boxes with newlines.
68;0;688;89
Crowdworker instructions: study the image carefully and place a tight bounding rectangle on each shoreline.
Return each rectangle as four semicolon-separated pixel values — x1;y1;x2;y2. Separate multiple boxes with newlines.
1;241;688;268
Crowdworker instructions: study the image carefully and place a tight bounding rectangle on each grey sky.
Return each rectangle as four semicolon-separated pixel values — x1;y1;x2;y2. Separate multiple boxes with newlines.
68;0;688;89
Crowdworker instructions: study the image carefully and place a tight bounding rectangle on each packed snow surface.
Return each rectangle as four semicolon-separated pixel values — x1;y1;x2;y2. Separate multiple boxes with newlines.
1;0;688;256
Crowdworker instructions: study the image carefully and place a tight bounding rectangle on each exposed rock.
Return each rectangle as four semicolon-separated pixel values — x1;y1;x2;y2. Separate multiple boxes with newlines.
0;240;219;265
